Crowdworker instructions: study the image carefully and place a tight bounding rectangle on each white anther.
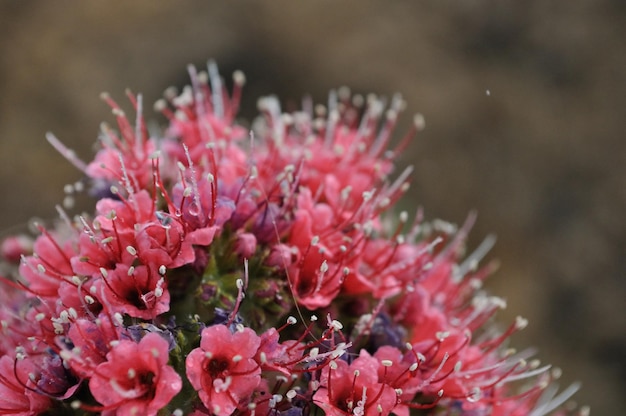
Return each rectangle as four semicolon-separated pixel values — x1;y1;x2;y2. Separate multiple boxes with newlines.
413;113;426;130
113;313;124;326
330;319;343;331
436;331;450;341
152;98;167;113
309;348;319;359
244;166;257;180
341;186;352;200
59;310;69;322
233;70;246;86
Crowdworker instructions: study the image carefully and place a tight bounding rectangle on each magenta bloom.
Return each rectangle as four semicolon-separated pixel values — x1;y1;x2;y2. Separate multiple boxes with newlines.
314;353;397;416
98;263;170;319
88;333;182;416
186;324;261;415
0;355;51;415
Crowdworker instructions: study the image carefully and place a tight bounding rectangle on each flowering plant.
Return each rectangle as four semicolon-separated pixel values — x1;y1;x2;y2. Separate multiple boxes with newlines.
0;62;584;416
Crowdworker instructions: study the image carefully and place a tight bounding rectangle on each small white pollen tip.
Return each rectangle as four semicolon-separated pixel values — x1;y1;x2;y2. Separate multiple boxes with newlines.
233;70;246;85
413;113;425;130
153;99;167;112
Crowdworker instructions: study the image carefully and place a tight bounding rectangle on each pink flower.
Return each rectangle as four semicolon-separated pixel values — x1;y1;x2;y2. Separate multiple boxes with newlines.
233;231;257;259
89;333;181;416
286;190;346;309
314;353;397;416
85;93;156;191
254;327;305;375
98;263;169;319
0;355;51;415
91;190;199;268
0;235;33;263
19;230;76;299
64;314;124;378
186;324;261;415
371;347;423;416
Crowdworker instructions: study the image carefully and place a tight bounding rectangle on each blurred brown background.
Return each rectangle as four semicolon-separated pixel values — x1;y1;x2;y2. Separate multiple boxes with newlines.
0;1;624;413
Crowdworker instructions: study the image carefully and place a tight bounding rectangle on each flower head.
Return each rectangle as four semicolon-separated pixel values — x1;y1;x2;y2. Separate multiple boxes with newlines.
0;62;584;416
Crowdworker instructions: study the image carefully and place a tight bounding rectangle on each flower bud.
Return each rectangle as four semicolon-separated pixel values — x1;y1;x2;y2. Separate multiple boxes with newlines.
235;232;257;259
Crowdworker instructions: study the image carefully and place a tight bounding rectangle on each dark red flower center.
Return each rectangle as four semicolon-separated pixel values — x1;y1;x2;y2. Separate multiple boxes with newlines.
206;358;229;378
138;371;156;399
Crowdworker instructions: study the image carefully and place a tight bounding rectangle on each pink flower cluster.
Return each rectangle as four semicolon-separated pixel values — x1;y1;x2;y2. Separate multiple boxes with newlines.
0;62;585;415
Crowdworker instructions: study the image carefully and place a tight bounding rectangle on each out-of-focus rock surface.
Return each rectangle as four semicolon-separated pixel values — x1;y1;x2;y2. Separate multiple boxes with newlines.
1;1;624;413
